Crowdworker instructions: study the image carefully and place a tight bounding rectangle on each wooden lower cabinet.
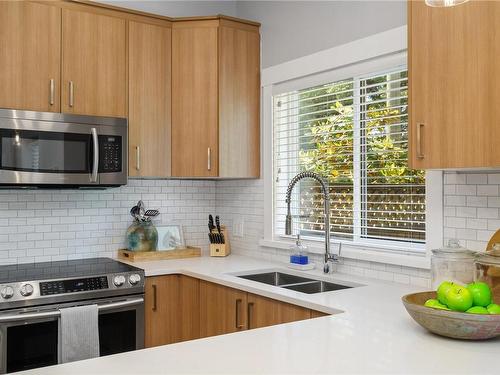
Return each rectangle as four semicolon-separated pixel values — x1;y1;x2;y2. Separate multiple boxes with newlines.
199;280;248;337
145;275;200;348
145;277;330;347
247;293;311;329
310;310;329;318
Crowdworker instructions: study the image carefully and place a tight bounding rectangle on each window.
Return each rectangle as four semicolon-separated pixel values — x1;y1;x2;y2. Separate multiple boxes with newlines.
273;67;425;249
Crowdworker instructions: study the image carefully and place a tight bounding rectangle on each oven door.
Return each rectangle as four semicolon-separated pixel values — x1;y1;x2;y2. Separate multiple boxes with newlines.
0;110;127;187
0;296;144;374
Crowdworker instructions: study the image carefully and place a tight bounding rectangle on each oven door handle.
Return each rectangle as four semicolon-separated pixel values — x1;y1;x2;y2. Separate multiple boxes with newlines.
90;127;99;183
0;297;144;323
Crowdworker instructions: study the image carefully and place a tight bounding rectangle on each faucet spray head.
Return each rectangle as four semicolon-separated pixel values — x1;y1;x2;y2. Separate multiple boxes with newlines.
285;214;292;235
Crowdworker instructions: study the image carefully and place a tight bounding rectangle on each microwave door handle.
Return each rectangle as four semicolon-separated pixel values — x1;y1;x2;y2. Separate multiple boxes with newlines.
0;297;144;323
90;128;99;183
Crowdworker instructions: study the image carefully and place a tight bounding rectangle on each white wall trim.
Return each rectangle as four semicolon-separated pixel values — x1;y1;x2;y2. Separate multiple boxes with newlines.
425;170;444;255
262;85;274;241
259;239;431;270
262;26;407;87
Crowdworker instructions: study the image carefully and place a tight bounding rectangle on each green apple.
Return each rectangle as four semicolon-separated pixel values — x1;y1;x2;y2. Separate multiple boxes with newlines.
445;285;473;312
467;282;492;307
466;306;489;314
424;299;450;310
487;303;500;314
437;281;459;305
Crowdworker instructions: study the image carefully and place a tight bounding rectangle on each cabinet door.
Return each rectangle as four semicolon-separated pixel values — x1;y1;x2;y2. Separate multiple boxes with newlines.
247;293;311;329
409;0;500;169
218;23;261;178
145;275;179;347
145;275;200;348
62;8;126;117
178;275;201;342
199;281;247;337
172;22;219;177
0;1;61;112
129;21;172;177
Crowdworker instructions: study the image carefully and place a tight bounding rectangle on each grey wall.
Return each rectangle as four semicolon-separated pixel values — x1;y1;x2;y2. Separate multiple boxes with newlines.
97;1;238;18
236;1;407;68
97;1;406;68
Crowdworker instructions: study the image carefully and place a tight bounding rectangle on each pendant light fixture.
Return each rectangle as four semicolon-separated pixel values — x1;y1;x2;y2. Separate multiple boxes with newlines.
425;0;469;7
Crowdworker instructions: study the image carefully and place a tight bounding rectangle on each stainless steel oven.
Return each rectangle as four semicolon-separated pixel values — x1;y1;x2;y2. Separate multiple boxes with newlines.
0;258;145;374
0;109;127;187
0;296;144;373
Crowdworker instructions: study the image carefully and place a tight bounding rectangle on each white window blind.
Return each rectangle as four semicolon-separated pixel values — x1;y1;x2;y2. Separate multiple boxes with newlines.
273;67;425;249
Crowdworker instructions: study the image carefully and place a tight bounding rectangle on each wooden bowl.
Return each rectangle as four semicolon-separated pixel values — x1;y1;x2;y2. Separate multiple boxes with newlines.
402;292;500;340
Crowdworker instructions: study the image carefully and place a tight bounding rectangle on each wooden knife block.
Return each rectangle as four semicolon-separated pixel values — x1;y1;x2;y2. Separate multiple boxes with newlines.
210;225;231;257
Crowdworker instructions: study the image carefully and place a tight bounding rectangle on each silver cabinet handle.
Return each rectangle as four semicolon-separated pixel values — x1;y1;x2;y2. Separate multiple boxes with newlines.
136;146;140;171
207;147;212;171
90;128;99;183
49;79;55;106
69;81;74;107
0;297;144;323
416;123;424;159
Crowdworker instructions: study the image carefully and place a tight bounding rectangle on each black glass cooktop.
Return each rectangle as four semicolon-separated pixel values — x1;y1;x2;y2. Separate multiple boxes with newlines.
0;258;141;284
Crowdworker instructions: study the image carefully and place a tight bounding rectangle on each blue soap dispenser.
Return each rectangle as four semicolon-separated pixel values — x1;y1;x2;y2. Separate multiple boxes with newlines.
290;234;309;265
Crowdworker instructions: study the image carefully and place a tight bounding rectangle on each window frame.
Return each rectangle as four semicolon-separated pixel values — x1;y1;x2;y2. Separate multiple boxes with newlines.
273;64;426;252
260;27;442;269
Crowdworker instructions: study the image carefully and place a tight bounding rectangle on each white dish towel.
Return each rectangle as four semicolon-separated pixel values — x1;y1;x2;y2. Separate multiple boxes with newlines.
59;304;100;364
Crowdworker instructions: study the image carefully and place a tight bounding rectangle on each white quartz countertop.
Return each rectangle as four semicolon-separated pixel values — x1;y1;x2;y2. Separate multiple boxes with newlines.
17;255;500;375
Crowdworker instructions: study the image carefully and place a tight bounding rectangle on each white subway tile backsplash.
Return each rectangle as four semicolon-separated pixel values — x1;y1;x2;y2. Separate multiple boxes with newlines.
488;174;500;185
477;185;499;196
444;172;500;252
456;185;477;196
455;207;476;218
466;174;488;185
477;207;498;219
444;173;466;185
466;196;488;207
445;195;466;206
445;217;466;228
488;197;500;208
0;180;216;265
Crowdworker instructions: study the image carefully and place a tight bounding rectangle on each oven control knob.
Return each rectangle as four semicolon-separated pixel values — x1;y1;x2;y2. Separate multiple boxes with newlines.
1;286;14;299
113;275;126;287
20;283;34;297
128;274;141;286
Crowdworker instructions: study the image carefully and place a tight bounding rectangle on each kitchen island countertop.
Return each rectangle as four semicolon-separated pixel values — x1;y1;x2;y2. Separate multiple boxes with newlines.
16;254;500;374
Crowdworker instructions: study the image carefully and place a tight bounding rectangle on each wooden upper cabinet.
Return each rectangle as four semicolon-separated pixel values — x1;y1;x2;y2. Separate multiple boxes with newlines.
199;280;248;337
0;1;61;112
172;21;219;177
247;293;311;329
171;19;261;178
219;22;261;178
61;8;127;117
129;21;172;177
408;0;500;169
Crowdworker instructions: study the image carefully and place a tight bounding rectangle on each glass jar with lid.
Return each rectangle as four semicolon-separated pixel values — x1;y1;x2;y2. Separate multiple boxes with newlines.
475;244;500;300
431;239;475;289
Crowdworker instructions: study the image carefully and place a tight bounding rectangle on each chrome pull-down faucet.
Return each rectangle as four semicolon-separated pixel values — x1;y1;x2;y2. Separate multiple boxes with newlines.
285;171;341;273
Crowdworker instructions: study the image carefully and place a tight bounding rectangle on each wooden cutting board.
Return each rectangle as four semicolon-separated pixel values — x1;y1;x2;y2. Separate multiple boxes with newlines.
118;246;201;262
487;228;500;252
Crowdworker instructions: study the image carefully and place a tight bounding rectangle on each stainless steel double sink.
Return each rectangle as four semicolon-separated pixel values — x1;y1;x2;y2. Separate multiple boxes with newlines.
237;271;354;294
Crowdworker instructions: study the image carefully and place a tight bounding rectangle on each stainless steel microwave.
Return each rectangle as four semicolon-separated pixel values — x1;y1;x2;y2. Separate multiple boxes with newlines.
0;109;127;187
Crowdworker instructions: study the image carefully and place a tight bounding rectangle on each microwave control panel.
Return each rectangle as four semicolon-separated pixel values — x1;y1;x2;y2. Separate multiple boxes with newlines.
99;135;122;173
